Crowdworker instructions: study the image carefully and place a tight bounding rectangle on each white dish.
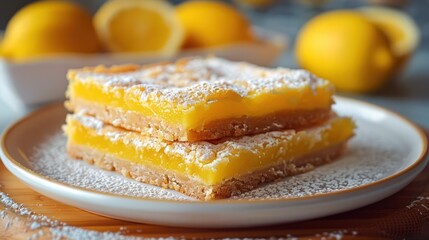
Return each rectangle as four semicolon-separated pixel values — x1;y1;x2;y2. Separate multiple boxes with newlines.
0;28;286;113
1;97;427;228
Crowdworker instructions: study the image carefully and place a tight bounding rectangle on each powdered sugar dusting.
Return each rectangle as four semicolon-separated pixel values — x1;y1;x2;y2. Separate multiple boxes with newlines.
70;57;332;108
73;113;104;131
30;117;405;200
0;190;159;239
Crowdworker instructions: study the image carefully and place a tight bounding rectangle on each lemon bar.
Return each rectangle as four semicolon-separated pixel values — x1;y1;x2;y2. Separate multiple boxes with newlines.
66;57;335;142
64;113;355;200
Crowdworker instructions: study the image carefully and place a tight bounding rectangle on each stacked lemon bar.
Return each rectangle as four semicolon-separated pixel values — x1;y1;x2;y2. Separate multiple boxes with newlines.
64;57;355;200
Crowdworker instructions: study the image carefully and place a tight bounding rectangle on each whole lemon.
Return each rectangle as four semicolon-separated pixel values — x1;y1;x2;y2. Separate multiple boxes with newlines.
1;0;101;61
296;11;395;93
176;1;255;49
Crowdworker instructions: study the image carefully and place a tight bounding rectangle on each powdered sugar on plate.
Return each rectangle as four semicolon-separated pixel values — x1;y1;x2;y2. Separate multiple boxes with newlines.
0;189;153;239
28;117;405;201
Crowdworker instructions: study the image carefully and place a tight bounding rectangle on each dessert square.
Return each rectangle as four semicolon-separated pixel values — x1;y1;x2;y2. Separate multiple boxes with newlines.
64;113;355;200
66;57;335;142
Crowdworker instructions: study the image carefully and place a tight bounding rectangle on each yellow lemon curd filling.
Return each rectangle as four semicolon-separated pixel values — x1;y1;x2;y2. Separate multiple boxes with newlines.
66;115;355;185
68;79;333;130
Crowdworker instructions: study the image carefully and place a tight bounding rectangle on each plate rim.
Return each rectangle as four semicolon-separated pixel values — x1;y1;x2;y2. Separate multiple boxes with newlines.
1;96;428;205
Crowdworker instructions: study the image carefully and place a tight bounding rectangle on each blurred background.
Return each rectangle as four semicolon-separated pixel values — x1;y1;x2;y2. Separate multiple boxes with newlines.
2;0;428;59
0;0;428;129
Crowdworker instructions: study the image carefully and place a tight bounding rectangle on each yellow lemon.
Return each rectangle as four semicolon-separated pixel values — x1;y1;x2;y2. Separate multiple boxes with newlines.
296;10;395;93
94;0;184;55
1;0;101;61
359;6;420;74
176;1;255;49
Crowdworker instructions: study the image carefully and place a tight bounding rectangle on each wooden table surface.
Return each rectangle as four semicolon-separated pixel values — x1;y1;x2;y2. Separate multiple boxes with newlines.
0;130;428;240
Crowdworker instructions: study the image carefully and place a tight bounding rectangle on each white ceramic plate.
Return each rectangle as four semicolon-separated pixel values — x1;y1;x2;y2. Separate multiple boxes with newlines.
1;97;427;228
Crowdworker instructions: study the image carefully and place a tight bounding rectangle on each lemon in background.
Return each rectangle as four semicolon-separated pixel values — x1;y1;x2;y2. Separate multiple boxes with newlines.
359;6;420;74
296;10;395;93
1;0;101;61
94;0;184;55
176;1;255;49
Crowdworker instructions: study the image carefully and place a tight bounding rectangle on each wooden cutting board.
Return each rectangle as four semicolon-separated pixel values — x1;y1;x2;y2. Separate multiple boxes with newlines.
1;131;428;240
